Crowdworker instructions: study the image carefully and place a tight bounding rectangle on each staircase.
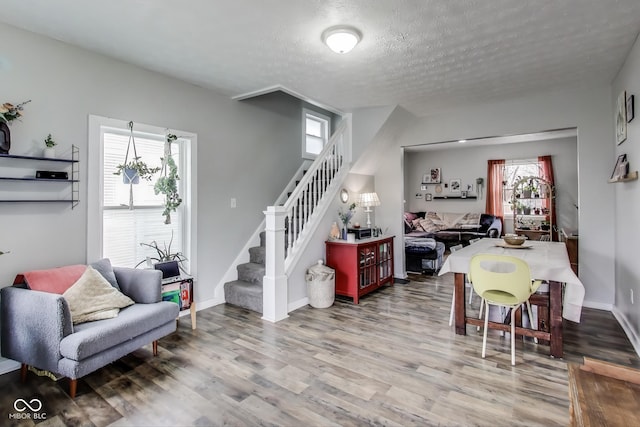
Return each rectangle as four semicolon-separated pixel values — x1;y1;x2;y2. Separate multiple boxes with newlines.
223;117;351;318
223;231;266;313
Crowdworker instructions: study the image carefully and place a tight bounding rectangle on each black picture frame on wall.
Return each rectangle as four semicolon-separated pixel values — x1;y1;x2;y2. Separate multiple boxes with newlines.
627;94;635;123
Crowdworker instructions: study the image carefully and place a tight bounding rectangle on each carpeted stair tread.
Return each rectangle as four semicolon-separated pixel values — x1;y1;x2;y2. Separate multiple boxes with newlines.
249;246;265;264
224;280;263;313
237;262;265;283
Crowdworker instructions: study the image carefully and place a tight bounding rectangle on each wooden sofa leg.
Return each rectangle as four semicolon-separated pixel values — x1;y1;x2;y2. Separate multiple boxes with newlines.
153;340;158;356
20;364;27;382
69;379;77;398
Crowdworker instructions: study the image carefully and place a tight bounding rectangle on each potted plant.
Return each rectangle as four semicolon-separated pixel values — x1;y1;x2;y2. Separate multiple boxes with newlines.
338;203;356;239
114;157;160;184
0;99;31;155
135;231;188;274
154;133;181;224
43;133;57;158
522;180;535;198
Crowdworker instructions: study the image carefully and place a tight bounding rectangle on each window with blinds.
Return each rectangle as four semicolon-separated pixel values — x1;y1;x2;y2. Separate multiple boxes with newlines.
102;129;187;271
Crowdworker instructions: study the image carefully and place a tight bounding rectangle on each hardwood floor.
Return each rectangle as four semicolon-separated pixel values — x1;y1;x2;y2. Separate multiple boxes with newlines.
1;273;638;426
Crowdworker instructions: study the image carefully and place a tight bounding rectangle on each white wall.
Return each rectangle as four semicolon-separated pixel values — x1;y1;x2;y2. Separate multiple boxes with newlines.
403;137;579;233
0;23;308;366
374;86;615;314
612;33;640;354
287;173;375;307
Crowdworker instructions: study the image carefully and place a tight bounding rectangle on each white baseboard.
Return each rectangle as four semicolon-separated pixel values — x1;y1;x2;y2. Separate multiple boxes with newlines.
192;297;223;313
612;306;640;358
0;358;20;375
288;297;309;313
582;300;613;311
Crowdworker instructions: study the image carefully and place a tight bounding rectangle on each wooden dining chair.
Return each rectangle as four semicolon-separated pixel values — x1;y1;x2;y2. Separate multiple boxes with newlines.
468;254;542;365
448;244;483;326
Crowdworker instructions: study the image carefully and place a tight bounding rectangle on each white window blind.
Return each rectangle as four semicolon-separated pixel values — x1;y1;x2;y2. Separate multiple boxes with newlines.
102;129;187;271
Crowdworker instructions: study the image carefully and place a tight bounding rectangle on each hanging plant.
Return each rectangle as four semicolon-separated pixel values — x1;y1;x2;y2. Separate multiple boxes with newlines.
154;133;182;224
113;121;160;209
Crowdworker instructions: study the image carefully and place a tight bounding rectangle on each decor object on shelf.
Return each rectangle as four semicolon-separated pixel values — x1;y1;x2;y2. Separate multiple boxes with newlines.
135;230;188;274
322;25;361;54
329;222;341;239
425;193;432;201
610;153;629;181
616;90;627;145
627;94;635;123
114;121;160;209
359;192;380;228
0;99;31;155
43;133;57;158
154;133;182;224
338;202;356;239
476;177;484;199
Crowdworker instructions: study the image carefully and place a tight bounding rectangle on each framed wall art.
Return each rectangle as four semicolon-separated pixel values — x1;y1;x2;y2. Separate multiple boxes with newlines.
450;179;461;192
627;94;635;123
616;90;627;144
425;193;432;201
422;168;441;184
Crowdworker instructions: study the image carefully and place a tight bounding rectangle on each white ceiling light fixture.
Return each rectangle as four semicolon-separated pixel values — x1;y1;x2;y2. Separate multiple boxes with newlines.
322;26;362;54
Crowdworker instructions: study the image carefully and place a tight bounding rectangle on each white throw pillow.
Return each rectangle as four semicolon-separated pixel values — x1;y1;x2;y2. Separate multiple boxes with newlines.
63;266;134;324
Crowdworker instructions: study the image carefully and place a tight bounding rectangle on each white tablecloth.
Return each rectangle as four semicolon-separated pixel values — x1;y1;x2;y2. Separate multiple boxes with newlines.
438;238;585;322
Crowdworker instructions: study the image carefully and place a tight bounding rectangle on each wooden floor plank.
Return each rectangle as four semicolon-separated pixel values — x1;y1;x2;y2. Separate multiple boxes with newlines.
1;273;639;426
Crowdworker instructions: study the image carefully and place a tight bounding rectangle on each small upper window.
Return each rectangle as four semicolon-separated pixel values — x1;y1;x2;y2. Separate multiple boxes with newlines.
302;109;330;159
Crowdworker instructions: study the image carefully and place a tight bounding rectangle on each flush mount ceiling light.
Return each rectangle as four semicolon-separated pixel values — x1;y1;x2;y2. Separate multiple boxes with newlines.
322;26;362;54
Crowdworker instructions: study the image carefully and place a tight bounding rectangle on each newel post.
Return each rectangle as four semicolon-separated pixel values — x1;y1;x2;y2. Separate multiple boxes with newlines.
262;206;289;322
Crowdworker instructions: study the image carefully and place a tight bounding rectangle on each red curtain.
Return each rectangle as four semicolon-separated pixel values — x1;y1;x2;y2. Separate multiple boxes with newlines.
538;155;558;241
486;159;505;221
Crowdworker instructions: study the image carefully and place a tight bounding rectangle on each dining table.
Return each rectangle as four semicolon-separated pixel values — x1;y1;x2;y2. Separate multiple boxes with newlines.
438;238;585;358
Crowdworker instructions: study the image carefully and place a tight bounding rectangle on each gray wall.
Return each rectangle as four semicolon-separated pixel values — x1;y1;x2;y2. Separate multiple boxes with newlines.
373;85;615;315
612;32;640;354
403;137;579;233
0;22;309;367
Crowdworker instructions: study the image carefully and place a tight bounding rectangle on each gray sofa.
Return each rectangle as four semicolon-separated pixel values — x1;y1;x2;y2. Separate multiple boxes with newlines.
1;266;179;398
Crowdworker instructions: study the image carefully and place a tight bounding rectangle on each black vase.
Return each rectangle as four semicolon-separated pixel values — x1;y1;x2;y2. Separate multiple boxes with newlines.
0;121;10;154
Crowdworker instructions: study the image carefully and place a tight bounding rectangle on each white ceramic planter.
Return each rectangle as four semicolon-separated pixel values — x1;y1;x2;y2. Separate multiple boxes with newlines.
43;147;55;158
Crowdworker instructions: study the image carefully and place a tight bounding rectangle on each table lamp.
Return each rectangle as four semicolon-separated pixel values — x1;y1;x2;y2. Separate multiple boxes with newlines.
359;192;381;228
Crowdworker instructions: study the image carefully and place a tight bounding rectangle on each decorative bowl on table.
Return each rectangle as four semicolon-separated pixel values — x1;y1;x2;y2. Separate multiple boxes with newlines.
503;234;527;246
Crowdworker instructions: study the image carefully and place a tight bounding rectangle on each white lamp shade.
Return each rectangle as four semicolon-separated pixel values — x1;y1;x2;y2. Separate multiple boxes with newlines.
359;192;381;207
322;26;361;54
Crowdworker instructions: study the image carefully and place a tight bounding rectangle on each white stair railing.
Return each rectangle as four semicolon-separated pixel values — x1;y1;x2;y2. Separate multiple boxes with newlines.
263;118;351;322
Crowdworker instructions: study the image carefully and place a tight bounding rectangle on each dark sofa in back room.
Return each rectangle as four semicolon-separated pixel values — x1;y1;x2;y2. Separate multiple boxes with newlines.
404;211;502;247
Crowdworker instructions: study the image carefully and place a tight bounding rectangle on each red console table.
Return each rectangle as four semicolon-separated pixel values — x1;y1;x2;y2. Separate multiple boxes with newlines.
325;236;394;304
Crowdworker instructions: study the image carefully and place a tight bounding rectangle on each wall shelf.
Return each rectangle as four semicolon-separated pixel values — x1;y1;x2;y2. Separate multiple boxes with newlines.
608;171;638;183
0;145;80;208
433;195;477;200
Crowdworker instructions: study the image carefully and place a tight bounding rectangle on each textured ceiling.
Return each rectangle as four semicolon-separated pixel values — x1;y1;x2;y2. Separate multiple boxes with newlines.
1;0;639;116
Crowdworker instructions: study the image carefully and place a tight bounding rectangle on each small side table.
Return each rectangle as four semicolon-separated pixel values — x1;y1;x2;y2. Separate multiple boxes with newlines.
161;277;196;329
